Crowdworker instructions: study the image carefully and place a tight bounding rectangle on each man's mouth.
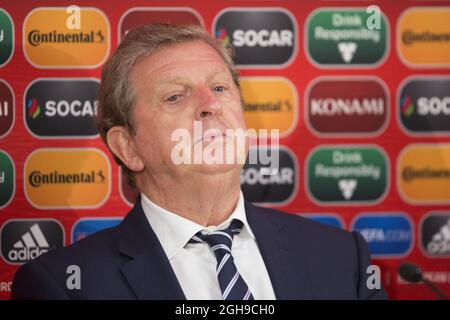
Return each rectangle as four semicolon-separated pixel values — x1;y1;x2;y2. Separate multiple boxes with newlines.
202;131;226;142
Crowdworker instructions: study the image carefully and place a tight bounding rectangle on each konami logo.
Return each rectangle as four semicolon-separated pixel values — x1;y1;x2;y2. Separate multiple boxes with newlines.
305;77;389;137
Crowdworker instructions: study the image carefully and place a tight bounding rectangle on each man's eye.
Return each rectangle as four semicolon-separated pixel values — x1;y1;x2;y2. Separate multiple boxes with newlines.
213;86;226;93
166;94;180;102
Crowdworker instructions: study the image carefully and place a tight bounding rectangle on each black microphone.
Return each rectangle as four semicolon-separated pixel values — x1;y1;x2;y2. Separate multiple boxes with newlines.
398;262;448;300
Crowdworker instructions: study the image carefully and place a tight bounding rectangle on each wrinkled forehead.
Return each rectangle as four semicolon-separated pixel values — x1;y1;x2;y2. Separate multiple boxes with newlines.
130;40;234;89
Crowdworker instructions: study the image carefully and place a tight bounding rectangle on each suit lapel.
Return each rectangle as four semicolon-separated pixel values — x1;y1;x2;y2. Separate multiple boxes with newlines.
116;196;312;300
245;201;313;300
118;196;186;300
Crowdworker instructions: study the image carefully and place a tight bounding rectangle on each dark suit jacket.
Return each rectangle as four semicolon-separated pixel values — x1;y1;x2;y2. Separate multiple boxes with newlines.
11;198;388;300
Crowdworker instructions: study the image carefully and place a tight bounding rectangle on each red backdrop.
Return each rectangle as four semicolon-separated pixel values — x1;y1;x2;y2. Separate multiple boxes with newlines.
1;0;450;300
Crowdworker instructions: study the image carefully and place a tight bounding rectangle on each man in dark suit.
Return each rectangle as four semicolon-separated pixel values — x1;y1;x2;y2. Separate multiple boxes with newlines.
12;24;387;300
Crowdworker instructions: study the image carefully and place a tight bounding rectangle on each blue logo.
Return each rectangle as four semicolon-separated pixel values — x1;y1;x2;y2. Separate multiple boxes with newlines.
302;214;344;229
351;213;413;258
72;218;122;243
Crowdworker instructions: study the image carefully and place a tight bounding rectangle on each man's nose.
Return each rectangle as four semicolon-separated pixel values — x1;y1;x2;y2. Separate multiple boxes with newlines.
194;85;222;121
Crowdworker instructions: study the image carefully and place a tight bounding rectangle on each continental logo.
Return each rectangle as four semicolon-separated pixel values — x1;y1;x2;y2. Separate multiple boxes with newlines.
28;170;105;187
306;7;389;67
24;148;111;209
305;76;389;136
398;7;450;67
306;145;389;205
212;8;297;67
24;78;99;138
23;7;110;68
240;77;297;137
398;144;450;204
398;76;450;135
119;7;203;40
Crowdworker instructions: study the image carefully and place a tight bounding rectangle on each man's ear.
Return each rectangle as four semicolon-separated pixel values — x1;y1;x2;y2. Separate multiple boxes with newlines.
106;126;145;172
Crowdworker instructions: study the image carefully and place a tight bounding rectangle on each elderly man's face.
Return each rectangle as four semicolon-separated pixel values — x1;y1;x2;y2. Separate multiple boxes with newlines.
129;40;248;178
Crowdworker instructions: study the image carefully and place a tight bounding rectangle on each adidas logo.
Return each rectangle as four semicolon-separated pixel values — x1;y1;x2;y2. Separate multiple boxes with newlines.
8;224;50;262
338;179;357;200
338;42;357;63
427;218;450;255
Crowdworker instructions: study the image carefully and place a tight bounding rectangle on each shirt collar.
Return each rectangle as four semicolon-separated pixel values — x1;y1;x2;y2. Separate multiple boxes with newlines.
140;190;255;260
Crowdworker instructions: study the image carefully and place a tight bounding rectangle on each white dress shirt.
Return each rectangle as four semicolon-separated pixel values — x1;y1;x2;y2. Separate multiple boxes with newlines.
140;191;276;300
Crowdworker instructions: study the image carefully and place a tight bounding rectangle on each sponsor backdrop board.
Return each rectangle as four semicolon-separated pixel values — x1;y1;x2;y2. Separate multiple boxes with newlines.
0;0;450;300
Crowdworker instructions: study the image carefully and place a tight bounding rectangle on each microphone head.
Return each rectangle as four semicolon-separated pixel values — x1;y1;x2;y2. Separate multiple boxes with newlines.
399;262;423;283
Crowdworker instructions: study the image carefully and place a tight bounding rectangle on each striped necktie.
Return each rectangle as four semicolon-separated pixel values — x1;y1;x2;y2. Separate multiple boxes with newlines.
188;219;254;300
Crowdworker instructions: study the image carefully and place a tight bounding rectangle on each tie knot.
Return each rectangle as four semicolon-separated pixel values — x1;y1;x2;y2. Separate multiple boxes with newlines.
189;219;243;257
188;219;254;300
